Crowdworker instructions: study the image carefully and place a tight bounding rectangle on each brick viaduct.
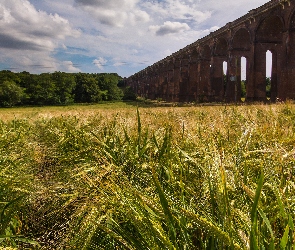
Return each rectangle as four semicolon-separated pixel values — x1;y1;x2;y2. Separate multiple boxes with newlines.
126;0;295;102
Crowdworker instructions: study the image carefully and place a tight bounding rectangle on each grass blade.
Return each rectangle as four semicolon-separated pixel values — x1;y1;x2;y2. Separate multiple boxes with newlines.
250;172;264;250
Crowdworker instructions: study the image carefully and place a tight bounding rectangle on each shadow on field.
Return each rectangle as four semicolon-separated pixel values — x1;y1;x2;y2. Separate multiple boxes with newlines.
123;100;252;108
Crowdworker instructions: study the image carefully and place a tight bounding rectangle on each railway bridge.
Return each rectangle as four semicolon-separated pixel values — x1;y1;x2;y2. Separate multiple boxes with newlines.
126;0;295;102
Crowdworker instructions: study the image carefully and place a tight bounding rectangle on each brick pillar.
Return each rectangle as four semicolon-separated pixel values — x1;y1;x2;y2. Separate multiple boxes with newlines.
211;56;225;102
253;44;267;102
150;70;155;100
179;55;189;102
287;32;295;99
167;60;174;102
197;59;211;102
173;58;181;102
143;71;148;98
246;52;255;102
270;51;278;102
189;58;198;102
226;56;241;102
158;63;167;100
145;69;152;99
135;74;139;96
144;71;149;99
153;66;160;99
137;73;142;97
140;72;146;97
280;30;295;100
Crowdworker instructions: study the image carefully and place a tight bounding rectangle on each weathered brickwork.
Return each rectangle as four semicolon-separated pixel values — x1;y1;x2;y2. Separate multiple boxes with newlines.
126;0;295;102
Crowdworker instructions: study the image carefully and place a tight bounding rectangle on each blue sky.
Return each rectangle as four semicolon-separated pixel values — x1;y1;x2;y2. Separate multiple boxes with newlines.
0;0;269;77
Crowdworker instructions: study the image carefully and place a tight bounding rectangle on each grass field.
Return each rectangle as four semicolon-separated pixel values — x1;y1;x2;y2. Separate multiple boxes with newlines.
0;101;295;249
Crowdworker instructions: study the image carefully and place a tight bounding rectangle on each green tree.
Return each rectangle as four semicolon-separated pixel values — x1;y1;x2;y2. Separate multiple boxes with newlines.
241;80;246;98
0;70;21;85
0;80;25;107
122;86;137;100
0;71;125;106
266;77;271;98
74;73;106;103
52;72;76;105
32;73;58;105
18;71;38;105
97;74;123;100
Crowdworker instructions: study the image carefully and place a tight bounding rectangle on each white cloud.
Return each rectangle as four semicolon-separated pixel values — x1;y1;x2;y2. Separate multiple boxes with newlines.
0;0;79;51
75;0;138;9
1;49;59;72
80;7;128;27
0;0;80;73
130;9;150;24
149;21;190;36
142;0;211;23
61;61;81;73
113;62;128;67
93;57;108;70
74;0;149;27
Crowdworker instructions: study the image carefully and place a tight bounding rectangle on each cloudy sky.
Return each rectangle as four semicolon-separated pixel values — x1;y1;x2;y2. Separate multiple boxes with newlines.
0;0;269;77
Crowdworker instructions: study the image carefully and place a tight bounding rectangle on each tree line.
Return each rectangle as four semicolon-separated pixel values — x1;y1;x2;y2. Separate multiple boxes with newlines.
0;70;136;107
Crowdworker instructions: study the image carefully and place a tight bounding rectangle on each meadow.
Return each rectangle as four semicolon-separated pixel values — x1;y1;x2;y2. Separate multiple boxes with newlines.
0;102;295;249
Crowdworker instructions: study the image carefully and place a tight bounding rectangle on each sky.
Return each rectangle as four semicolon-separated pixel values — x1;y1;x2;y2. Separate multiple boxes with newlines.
0;0;270;77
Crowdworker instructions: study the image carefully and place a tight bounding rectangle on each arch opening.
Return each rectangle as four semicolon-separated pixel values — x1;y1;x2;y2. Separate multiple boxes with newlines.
232;28;251;50
241;57;247;101
223;61;228;98
198;45;211;102
179;55;190;102
256;15;284;42
266;50;272;100
201;45;211;60
223;61;227;75
215;38;228;56
190;50;199;63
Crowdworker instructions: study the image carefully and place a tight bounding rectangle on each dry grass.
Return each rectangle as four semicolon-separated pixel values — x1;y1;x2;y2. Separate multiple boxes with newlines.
0;101;295;249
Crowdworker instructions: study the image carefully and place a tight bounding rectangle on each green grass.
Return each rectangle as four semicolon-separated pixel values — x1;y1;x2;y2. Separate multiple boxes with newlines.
0;102;295;249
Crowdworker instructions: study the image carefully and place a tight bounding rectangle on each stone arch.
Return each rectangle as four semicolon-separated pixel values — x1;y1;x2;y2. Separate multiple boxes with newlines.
188;48;199;101
200;44;211;60
179;53;190;101
198;44;211;102
254;15;284;102
214;37;228;56
232;28;251;50
167;58;174;71
180;52;190;67
256;15;284;42
190;48;199;62
283;9;295;101
211;38;227;101
165;59;175;101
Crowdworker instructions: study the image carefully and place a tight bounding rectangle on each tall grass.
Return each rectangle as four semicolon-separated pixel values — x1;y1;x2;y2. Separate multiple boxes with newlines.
0;102;295;249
